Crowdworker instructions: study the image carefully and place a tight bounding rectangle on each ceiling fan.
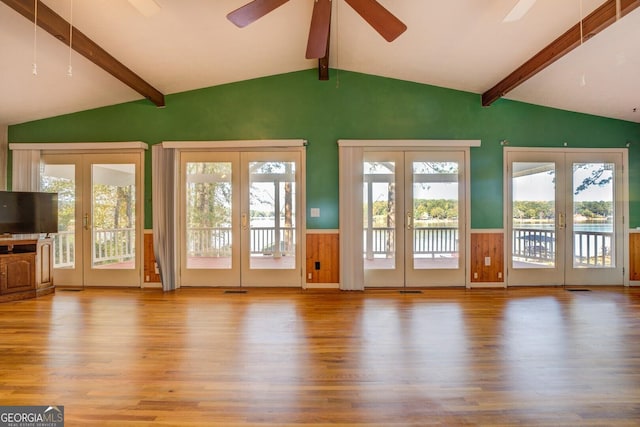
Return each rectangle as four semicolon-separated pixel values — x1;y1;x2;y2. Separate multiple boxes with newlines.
227;0;407;59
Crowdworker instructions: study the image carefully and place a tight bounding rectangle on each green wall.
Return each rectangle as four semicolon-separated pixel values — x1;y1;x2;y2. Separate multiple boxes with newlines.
8;69;640;229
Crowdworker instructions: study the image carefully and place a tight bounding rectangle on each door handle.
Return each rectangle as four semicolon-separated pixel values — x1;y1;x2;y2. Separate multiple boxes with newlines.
241;213;248;230
557;212;565;229
83;213;90;230
406;211;413;230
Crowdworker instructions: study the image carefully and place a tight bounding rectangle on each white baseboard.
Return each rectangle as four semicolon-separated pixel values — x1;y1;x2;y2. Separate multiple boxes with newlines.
467;282;507;289
305;283;340;289
142;282;162;289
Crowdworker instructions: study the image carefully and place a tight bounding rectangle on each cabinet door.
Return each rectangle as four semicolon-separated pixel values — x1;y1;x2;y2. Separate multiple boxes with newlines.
36;239;54;290
0;254;35;294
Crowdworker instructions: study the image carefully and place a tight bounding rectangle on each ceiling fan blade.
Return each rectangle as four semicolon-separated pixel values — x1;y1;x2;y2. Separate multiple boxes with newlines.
306;0;332;59
127;0;161;17
227;0;290;28
503;0;537;22
343;0;406;42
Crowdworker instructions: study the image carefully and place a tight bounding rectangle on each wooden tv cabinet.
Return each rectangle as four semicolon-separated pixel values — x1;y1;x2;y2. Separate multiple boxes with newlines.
0;236;54;303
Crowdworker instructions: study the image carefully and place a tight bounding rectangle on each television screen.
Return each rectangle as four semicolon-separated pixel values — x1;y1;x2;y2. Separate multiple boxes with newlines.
0;191;58;235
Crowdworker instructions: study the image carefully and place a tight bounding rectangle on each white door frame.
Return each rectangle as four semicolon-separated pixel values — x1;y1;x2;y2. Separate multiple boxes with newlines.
167;140;306;288
338;140;480;290
30;142;147;288
503;147;629;287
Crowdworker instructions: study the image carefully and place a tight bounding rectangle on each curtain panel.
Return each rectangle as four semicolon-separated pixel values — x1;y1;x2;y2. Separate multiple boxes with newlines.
11;149;41;191
338;144;365;291
151;145;178;291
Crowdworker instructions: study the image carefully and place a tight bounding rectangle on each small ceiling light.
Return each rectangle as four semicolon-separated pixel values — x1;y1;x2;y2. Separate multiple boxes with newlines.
580;73;587;87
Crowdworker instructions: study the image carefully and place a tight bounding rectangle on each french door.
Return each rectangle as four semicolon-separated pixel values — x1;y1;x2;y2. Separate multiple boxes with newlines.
364;150;467;287
179;150;303;287
506;149;626;286
40;152;144;287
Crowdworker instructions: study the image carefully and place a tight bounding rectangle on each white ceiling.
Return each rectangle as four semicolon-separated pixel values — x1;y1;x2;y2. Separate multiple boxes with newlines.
1;0;638;126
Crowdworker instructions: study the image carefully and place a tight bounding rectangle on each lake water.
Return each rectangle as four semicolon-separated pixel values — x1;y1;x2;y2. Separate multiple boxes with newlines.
515;222;612;233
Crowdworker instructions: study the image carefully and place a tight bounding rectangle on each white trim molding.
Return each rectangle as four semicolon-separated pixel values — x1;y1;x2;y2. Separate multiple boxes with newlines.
163;140;306;149
306;229;339;234
10;142;148;150
338;139;481;148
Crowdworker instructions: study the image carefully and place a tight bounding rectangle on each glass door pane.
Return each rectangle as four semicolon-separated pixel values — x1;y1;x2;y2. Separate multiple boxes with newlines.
363;152;405;288
83;153;142;287
411;160;459;270
364;160;397;270
511;161;557;269
185;161;233;270
180;152;240;287
507;153;565;287
571;162;614;268
41;163;76;270
248;161;296;270
41;154;85;287
90;164;136;270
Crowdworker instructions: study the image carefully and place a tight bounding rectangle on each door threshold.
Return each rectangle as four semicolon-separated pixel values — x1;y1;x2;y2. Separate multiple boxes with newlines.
399;289;423;294
224;289;248;294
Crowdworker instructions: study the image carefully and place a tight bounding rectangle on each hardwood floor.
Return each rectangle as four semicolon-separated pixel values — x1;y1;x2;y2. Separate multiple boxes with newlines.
1;287;639;426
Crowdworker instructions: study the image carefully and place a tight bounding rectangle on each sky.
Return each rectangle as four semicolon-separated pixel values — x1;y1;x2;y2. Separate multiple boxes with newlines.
514;164;613;202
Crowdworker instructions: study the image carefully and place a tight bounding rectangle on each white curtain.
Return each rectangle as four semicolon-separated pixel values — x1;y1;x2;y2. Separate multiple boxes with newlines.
11;149;41;191
338;144;364;290
152;144;178;291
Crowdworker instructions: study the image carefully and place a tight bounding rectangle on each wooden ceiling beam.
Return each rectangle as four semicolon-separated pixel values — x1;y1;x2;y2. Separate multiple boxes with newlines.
482;0;640;107
1;0;165;107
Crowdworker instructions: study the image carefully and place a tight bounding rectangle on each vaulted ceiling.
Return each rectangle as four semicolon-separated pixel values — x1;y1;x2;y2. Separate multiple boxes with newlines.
1;0;639;126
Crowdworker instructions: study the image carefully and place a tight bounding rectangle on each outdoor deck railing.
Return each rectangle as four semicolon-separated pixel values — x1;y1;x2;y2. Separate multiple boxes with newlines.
53;227;136;268
53;231;75;268
512;227;613;267
51;225;614;269
186;226;296;257
364;226;459;258
93;228;135;265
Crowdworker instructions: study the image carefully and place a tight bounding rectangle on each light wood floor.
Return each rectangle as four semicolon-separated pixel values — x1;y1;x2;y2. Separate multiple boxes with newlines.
1;287;639;426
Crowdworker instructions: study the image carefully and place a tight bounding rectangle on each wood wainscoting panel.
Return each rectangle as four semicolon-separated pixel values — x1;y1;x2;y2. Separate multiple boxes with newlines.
471;232;504;283
306;232;339;283
630;233;640;281
144;232;161;283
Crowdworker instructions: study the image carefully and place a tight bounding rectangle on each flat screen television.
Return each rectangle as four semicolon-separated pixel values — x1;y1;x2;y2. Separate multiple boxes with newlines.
0;191;59;236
